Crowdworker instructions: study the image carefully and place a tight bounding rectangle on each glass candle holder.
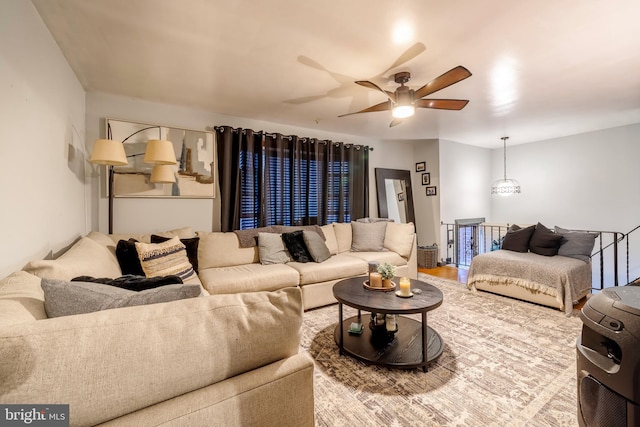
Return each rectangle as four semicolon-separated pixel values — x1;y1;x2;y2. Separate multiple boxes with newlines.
399;277;411;296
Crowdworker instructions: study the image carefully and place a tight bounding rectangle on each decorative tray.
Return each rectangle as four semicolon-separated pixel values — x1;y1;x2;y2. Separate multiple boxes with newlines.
363;280;396;292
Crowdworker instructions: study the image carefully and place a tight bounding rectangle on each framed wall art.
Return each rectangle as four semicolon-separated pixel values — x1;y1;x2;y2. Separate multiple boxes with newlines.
415;161;426;172
107;118;216;198
421;173;430;185
426;186;437;196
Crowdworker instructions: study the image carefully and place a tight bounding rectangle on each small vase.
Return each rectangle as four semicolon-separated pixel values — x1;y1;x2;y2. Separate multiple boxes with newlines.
382;278;392;288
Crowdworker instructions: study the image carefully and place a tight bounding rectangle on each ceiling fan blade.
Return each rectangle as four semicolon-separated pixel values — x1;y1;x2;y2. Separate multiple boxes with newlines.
382;42;427;75
413;66;472;100
389;118;403;127
415;99;469;110
355;81;396;103
338;101;391;117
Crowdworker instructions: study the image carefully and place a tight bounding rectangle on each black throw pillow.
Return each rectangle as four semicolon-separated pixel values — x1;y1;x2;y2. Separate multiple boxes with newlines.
72;275;184;292
501;224;536;253
151;235;200;273
529;222;563;256
281;230;313;263
115;239;145;276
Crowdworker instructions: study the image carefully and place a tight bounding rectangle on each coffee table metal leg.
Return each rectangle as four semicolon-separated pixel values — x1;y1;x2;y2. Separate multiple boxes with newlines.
422;311;428;372
338;302;344;355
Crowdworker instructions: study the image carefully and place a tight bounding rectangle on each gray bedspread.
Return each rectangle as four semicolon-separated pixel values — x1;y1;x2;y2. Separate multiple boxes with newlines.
467;250;592;314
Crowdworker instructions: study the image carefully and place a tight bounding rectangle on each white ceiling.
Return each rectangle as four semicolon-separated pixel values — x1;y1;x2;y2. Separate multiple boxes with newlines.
33;0;640;148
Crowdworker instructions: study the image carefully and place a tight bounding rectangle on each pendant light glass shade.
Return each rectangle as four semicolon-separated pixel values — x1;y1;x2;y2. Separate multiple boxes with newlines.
144;139;177;165
491;136;521;196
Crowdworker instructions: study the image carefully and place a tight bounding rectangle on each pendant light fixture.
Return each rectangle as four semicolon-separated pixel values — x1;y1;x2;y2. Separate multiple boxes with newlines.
491;136;521;196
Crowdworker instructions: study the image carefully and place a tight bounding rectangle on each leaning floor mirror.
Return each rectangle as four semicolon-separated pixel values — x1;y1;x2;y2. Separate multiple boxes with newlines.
375;168;416;225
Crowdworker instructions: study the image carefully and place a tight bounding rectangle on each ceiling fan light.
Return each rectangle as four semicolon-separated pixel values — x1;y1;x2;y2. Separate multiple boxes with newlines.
392;105;415;119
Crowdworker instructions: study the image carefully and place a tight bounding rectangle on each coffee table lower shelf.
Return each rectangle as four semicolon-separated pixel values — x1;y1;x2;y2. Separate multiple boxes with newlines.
334;315;443;370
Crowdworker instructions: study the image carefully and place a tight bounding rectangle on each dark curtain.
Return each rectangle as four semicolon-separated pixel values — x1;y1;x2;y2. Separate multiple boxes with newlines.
215;126;369;231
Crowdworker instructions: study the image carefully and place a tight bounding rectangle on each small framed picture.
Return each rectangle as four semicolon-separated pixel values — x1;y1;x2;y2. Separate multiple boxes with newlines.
421;173;430;185
415;161;426;172
397;192;405;202
426;186;437;196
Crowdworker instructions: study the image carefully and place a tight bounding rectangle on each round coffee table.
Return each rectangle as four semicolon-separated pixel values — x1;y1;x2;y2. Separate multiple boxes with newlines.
332;276;444;372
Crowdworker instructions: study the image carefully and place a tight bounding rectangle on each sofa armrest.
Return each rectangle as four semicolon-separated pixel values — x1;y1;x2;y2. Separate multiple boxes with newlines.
0;287;303;426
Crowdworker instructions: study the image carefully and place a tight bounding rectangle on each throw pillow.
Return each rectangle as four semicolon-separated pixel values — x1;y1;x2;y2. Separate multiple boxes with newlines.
258;232;291;265
302;231;331;263
72;275;183;291
42;279;200;318
135;237;201;286
383;222;415;258
351;221;388;252
501;224;535;253
115;239;145;276
151;234;200;273
555;226;598;263
281;231;313;263
529;222;563;256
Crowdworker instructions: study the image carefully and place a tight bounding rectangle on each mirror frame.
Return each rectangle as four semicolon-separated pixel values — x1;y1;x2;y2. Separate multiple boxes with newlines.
375;168;416;224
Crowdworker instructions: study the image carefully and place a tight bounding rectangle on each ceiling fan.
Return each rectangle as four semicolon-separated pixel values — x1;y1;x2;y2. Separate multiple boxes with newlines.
339;65;472;127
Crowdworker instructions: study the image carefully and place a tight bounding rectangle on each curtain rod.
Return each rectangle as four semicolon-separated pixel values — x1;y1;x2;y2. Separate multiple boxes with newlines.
212;125;373;151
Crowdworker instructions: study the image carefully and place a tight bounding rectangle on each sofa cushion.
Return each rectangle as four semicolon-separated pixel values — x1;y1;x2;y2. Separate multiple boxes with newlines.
151;235;200;273
501;224;535;253
0;287;303;427
345;251;408;267
258;232;291;265
383;222;415;258
286;254;367;285
135;237;201;286
108;226;195;245
333;222;352;253
351;221;387;252
41;279;200;318
555;226;598;263
197;231;259;269
0;271;46;326
198;264;300;294
23;237;122;281
303;231;331;263
321;224;339;255
529;222;563;256
116;238;145;276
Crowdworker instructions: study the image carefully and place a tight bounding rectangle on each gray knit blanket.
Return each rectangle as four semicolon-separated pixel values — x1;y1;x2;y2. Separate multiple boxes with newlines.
467;250;592;314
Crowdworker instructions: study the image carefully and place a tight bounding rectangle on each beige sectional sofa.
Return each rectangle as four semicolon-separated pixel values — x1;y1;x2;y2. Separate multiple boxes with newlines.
0;221;415;426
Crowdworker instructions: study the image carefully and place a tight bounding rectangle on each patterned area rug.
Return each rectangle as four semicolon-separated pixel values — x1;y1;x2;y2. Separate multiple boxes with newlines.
301;273;583;427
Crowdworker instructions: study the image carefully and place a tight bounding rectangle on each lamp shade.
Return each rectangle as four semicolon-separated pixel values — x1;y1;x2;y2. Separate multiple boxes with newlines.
150;165;176;183
89;139;128;166
144;139;177;165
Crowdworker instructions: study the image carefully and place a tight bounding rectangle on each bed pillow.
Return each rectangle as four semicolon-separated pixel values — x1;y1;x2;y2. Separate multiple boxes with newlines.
151;235;200;273
281;231;313;263
115;239;145;276
501;224;535;253
555;226;597;263
42;279;200;318
135;237;201;286
302;230;331;263
529;222;563;256
351;221;388;252
258;232;291;265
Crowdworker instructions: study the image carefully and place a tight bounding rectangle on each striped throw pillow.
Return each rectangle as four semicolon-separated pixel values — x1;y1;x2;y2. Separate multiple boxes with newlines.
135;237;201;286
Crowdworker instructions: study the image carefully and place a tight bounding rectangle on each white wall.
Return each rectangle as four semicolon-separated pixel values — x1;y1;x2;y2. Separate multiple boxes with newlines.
409;139;440;247
490;124;640;233
0;1;86;278
86;92;416;233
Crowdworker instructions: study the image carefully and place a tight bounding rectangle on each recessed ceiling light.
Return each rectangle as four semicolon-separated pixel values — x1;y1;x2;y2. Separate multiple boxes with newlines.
392;21;414;44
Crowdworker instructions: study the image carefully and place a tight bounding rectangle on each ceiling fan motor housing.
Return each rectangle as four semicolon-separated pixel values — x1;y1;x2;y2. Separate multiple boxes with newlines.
394;71;411;85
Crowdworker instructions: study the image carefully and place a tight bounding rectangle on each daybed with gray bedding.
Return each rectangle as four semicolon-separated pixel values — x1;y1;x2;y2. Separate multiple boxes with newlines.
467;223;596;314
